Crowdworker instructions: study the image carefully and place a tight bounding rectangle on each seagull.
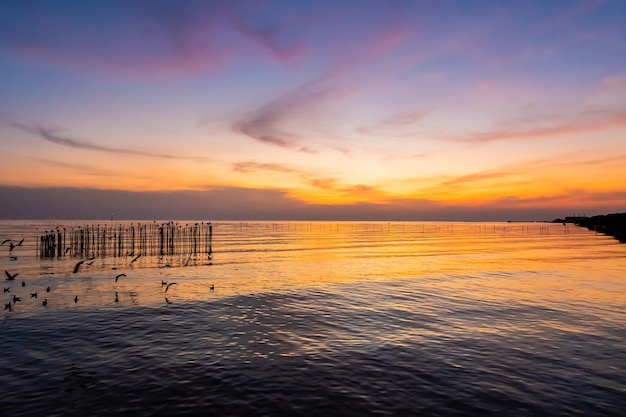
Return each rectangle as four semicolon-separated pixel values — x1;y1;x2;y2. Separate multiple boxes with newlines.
5;271;18;280
0;239;10;246
73;259;86;274
13;295;21;303
161;280;167;287
3;288;9;293
46;286;50;293
130;254;142;264
42;299;47;307
210;284;214;291
164;282;177;293
16;238;24;247
30;292;37;299
115;292;119;303
115;273;126;283
21;281;25;287
4;302;11;311
74;295;78;303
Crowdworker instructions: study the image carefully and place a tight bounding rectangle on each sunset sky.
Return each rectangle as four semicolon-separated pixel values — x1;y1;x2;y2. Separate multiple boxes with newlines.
1;0;625;220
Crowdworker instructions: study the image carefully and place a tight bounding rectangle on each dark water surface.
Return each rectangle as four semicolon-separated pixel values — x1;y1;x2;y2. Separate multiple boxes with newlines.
1;221;625;416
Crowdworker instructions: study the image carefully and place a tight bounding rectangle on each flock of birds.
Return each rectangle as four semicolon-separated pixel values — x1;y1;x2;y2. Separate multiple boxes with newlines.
3;237;215;313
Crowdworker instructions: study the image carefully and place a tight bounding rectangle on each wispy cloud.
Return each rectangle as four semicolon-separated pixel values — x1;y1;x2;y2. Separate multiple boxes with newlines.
230;161;301;174
452;109;626;144
12;123;209;162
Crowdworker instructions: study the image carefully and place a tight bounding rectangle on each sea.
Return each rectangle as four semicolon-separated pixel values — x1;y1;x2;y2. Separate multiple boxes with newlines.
0;220;624;416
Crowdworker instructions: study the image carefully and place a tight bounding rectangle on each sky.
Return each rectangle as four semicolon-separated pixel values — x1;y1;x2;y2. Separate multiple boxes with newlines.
1;0;625;220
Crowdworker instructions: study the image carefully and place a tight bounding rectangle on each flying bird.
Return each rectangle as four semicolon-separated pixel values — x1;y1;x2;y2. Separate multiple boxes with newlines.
21;281;25;287
73;259;86;274
46;286;50;293
115;292;119;303
3;288;9;293
9;242;15;252
130;254;142;264
13;295;21;303
161;280;167;287
74;295;78;303
210;284;215;291
0;239;10;246
4;302;11;311
16;238;24;246
10;256;18;261
164;282;177;293
30;292;37;299
5;271;18;280
42;299;47;307
115;273;126;283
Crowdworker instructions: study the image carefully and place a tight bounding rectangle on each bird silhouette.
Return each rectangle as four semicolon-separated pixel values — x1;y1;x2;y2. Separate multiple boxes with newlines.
16;238;24;247
74;295;78;303
30;292;37;299
210;284;215;291
21;281;25;287
161;280;167;287
13;295;21;303
165;297;171;304
9;242;15;252
0;239;10;246
115;273;126;283
164;282;177;293
115;292;119;302
10;256;18;261
46;286;50;293
4;302;11;311
42;299;47;307
130;254;142;264
73;260;86;274
5;271;18;280
3;288;9;293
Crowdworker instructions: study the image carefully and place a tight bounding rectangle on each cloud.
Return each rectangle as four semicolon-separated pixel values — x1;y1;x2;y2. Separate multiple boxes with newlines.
1;185;623;222
12;123;209;162
232;78;358;152
230;161;301;175
453;109;626;144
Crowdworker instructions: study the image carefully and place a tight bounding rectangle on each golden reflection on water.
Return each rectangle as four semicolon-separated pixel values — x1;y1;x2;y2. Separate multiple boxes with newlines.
1;221;625;318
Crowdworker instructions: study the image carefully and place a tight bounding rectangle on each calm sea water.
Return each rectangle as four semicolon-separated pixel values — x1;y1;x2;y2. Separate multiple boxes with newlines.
0;221;625;416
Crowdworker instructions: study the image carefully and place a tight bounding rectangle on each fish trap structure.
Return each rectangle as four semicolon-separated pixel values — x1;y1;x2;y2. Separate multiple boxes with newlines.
37;221;213;260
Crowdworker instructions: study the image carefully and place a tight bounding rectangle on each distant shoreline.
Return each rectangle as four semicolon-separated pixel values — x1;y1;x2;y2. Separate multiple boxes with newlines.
553;213;626;243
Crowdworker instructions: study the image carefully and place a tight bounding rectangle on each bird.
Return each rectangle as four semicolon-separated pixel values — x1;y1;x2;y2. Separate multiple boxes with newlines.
115;292;119;303
73;259;86;274
165;297;171;304
130;254;142;264
4;302;11;311
5;271;18;280
46;286;50;293
16;238;24;247
13;295;21;303
9;242;15;252
42;299;47;307
10;256;17;261
74;295;78;303
3;288;9;293
115;273;126;283
0;239;10;246
161;280;167;287
30;292;37;299
21;281;25;287
164;282;177;293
